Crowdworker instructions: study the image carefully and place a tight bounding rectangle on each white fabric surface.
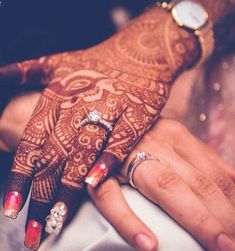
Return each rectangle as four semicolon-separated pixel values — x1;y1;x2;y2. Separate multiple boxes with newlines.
0;186;204;251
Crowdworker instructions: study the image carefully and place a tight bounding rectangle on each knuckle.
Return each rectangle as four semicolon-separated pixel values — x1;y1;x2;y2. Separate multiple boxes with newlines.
214;172;235;197
191;175;217;197
153;171;181;191
194;213;211;227
157;119;188;142
160;119;185;133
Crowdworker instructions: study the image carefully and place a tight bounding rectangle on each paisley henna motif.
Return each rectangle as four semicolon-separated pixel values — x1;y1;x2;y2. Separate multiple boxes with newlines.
5;6;200;222
5;4;227;249
1;1;234;248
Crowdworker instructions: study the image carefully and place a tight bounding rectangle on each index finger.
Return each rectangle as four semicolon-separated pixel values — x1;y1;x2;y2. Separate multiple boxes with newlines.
3;93;59;219
88;177;158;251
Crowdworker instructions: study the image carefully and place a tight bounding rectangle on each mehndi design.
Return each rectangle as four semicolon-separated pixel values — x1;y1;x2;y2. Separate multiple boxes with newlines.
1;5;215;249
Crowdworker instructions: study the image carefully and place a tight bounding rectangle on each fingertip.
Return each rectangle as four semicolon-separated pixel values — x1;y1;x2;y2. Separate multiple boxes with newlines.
45;202;68;235
24;220;42;250
85;152;121;187
134;233;158;251
89;177;158;251
85;164;109;187
3;191;23;219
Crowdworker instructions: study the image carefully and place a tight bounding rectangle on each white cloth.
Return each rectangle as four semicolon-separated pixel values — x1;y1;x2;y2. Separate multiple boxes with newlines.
0;186;204;251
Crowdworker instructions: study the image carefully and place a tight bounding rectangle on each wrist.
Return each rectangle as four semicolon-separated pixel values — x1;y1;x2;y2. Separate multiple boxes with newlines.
149;6;200;73
155;0;235;70
95;6;200;82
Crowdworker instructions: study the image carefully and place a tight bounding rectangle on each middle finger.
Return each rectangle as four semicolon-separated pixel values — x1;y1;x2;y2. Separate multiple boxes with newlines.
132;157;235;251
161;147;235;238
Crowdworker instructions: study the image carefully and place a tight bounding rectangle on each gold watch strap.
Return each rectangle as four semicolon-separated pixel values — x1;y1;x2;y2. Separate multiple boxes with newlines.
194;20;215;66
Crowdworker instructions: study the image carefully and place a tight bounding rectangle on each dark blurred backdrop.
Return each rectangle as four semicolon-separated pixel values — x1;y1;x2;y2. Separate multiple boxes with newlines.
0;0;155;65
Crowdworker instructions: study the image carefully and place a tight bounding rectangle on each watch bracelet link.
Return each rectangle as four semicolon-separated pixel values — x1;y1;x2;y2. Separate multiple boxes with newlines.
195;21;215;66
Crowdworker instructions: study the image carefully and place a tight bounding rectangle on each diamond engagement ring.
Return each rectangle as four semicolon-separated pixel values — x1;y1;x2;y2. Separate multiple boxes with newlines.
79;110;113;132
127;151;159;189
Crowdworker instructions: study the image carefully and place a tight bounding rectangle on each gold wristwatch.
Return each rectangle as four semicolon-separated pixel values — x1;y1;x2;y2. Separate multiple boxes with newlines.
159;0;215;66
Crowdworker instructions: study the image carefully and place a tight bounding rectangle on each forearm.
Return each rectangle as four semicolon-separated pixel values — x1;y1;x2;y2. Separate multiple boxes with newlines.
198;0;235;55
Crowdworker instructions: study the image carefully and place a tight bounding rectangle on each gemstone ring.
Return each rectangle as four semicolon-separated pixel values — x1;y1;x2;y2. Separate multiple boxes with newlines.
79;110;113;133
127;151;159;189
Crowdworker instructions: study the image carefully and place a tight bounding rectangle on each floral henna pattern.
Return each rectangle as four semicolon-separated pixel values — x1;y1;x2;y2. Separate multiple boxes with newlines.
5;94;60;202
4;6;202;246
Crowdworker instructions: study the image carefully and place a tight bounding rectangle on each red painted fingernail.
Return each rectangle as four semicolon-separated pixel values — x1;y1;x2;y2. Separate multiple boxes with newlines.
3;191;22;219
85;164;108;187
24;220;42;250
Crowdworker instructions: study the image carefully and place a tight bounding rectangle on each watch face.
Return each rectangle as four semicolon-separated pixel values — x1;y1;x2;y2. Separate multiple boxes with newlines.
172;0;208;30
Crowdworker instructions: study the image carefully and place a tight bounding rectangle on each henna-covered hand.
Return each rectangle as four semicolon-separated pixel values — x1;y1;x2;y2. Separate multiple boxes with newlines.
2;7;199;249
2;93;235;251
1;1;234;249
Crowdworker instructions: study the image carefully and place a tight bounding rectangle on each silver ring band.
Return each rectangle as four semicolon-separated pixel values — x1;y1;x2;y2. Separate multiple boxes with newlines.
79;110;113;132
127;151;159;189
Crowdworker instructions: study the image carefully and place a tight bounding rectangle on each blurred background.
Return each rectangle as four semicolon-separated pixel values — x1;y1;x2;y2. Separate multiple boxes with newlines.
0;0;156;64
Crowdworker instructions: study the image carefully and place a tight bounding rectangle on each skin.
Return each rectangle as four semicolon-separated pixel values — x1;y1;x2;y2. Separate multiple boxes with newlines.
1;91;235;251
0;0;235;249
3;6;200;227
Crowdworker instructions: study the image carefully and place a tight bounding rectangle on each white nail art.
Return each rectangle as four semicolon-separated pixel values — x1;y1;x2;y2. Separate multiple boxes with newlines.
45;202;67;235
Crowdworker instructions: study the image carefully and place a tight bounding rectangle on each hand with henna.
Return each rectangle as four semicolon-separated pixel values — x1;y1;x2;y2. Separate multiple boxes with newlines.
2;92;235;251
1;0;235;249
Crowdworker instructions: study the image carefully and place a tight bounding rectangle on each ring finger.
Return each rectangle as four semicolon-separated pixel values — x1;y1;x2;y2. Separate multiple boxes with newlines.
45;109;118;235
128;151;235;251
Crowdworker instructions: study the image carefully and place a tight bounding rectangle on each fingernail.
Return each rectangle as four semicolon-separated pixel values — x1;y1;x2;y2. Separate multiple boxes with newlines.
85;164;108;187
3;191;22;219
135;233;157;251
217;233;235;251
45;202;67;235
24;220;42;249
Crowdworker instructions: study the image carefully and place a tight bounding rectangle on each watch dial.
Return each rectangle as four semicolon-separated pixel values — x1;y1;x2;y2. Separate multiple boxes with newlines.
172;0;208;30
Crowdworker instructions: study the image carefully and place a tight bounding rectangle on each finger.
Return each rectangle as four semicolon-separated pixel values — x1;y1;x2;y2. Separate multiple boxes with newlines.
133;159;235;251
0;63;23;85
88;178;158;251
24;107;83;249
45;113;111;235
166;122;235;206
85;105;161;187
194;140;235;181
159;147;235;238
23;133;67;249
3;93;58;219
